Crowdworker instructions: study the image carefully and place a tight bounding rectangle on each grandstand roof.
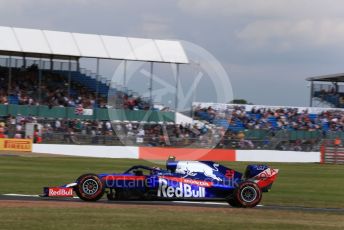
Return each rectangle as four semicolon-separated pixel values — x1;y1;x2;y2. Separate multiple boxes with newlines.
307;73;344;82
0;26;189;64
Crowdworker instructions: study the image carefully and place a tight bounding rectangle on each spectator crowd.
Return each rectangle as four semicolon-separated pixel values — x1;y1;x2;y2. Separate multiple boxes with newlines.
0;65;153;110
0;115;228;148
0;111;323;152
193;104;344;133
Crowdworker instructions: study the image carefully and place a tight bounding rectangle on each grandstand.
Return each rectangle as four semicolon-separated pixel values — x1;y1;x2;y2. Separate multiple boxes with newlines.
0;26;189;120
192;102;344;132
308;73;344;108
0;26;195;144
192;102;344;150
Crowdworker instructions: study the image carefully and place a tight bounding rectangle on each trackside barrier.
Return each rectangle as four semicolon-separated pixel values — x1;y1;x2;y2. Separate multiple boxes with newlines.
321;145;344;164
31;144;322;163
32;144;139;159
236;150;320;163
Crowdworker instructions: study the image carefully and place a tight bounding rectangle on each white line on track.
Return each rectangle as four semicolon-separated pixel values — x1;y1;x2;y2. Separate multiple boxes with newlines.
172;200;264;207
172;201;227;206
3;194;40;198
1;194;264;207
2;194;80;199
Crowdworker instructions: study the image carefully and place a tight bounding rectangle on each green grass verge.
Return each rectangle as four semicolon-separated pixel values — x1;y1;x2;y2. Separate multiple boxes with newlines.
1;153;344;230
0;206;343;230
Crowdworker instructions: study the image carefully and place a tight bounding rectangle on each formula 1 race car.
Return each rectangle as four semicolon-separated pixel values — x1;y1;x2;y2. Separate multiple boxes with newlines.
43;159;279;208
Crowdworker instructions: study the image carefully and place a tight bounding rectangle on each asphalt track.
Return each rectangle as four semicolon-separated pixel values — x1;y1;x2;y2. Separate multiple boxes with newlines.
1;194;344;213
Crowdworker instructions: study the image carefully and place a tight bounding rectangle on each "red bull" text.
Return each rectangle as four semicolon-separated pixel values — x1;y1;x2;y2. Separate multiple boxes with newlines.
48;187;73;197
157;178;206;198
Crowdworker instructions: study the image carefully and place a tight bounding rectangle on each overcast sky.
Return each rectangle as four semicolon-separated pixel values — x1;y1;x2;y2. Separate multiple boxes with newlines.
2;0;344;107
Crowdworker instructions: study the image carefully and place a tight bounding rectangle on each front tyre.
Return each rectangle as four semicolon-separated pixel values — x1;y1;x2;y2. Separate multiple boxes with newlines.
229;181;262;208
75;174;105;201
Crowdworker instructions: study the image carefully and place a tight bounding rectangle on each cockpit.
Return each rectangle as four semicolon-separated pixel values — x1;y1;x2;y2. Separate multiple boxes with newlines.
123;165;168;176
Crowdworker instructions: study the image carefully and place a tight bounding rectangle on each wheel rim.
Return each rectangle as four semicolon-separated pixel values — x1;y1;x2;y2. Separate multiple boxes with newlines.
240;186;257;203
82;179;99;195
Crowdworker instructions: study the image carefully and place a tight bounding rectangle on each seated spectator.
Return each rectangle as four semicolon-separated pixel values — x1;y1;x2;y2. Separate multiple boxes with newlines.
0;125;5;138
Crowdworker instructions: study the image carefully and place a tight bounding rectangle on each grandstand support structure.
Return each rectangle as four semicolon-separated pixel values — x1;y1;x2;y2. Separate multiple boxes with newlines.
123;60;127;91
67;57;72;99
309;81;314;107
7;56;12;95
38;59;43;102
149;62;154;108
174;64;180;111
95;58;100;111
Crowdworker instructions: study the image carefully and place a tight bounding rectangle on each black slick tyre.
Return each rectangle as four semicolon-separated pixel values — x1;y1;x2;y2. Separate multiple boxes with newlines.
75;174;105;202
230;181;262;208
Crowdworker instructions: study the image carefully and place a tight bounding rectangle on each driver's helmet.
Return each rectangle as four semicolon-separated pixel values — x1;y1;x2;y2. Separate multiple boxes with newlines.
167;155;176;161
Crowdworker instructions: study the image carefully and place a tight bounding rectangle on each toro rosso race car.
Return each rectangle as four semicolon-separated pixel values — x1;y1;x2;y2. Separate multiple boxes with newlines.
43;159;279;208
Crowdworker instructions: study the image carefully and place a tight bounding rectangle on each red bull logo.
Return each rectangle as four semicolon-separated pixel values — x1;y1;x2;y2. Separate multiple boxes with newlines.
157;178;206;198
48;187;73;197
175;161;222;181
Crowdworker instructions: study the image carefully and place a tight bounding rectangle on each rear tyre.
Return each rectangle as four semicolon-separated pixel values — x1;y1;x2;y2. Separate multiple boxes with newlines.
75;174;105;202
229;181;262;208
